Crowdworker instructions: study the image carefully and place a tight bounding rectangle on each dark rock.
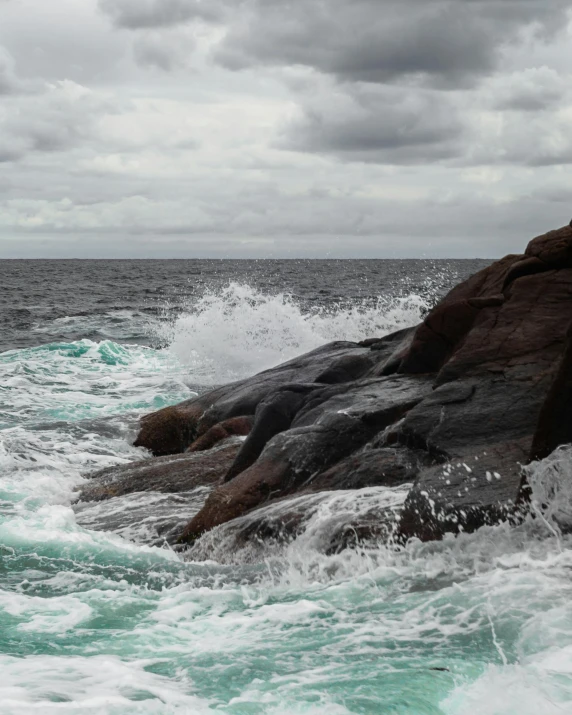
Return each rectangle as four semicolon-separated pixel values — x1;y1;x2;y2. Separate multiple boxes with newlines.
224;384;317;482
435;268;572;385
314;353;376;384
77;441;240;501
134;341;379;455
187;415;254;452
398;300;481;375
300;446;431;493
396;376;550;458
397;440;529;542
397;254;521;376
394;244;572;540
133;403;201;457
186;485;405;563
525;224;572;267
180;376;431;542
502;256;546;290
530;324;572;462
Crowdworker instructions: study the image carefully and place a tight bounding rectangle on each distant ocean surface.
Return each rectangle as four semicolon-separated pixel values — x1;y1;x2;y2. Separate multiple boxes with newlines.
0;259;488;353
2;258;572;714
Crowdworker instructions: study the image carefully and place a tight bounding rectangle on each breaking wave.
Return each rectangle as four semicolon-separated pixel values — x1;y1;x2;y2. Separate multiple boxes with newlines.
160;282;428;383
2;269;572;713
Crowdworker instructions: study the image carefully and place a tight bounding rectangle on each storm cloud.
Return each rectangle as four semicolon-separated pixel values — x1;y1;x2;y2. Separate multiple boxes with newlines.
282;84;465;163
0;0;571;257
98;0;224;29
0;45;21;95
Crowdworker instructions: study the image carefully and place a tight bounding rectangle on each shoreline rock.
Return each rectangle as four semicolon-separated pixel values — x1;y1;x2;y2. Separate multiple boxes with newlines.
79;225;572;556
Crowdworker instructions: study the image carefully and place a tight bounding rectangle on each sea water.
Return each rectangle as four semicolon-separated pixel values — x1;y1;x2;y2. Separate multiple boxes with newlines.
1;259;571;714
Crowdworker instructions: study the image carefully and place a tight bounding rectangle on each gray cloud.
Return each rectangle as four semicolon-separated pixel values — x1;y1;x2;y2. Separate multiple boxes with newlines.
132;32;194;70
98;0;223;29
98;0;570;87
492;67;567;112
0;80;111;163
0;45;21;94
1;0;572;258
215;0;570;88
2;181;570;258
283;84;464;163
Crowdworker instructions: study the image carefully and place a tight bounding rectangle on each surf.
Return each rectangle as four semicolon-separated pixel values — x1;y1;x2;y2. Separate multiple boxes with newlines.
1;275;572;713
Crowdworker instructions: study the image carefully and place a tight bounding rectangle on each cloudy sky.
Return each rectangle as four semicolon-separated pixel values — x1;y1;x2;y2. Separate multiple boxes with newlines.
0;0;571;258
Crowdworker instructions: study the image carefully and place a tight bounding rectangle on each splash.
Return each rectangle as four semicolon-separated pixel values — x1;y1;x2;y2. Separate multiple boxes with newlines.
0;338;194;515
0;339;192;428
524;445;572;536
3;275;572;712
160;282;428;383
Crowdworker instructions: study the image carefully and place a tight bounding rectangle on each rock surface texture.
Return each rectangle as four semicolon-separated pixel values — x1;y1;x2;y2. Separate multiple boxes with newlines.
79;225;572;555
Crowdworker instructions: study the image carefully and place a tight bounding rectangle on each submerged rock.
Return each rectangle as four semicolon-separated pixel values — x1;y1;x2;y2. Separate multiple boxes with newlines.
92;224;572;554
186;485;408;564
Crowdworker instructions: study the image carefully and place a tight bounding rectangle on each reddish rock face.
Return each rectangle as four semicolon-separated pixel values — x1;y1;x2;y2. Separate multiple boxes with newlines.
133;404;203;457
394;226;572;541
530;325;572;462
187;416;254;453
525;224;572;267
133;341;382;456
181;376;431;542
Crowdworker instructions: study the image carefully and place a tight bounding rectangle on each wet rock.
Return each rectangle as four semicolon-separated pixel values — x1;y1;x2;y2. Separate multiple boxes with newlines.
134;341;379;455
397;441;529;542
223;384;317;482
186;485;407;564
530;324;572;462
77;441;240;501
133;403;201;457
187;415;253;453
394;243;572;540
395;377;550;459
434;268;572;385
180;376;431;542
397;253;521;376
314;352;377;384
525;224;572;267
301;446;432;493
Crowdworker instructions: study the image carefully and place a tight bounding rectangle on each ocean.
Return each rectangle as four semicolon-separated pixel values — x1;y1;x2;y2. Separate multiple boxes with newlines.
1;258;572;714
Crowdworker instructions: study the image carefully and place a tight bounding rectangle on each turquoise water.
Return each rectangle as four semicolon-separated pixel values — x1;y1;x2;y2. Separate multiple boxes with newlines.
2;299;572;713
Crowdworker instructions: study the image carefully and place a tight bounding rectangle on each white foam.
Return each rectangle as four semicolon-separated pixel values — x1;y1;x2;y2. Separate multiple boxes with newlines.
161;282;427;382
0;655;212;714
442;654;572;715
3;288;572;713
525;444;572;535
0;339;193;426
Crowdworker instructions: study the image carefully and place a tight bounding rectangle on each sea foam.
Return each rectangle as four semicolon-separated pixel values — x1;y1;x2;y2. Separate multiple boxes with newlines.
161;282;428;383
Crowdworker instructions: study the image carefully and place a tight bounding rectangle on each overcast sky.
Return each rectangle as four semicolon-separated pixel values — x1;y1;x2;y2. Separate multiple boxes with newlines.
0;0;571;258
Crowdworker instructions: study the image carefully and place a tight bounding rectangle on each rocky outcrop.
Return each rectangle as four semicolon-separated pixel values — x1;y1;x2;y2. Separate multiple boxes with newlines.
78;441;241;501
82;224;572;557
530;324;572;462
133;341;390;456
181;375;432;541
187;415;253;453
